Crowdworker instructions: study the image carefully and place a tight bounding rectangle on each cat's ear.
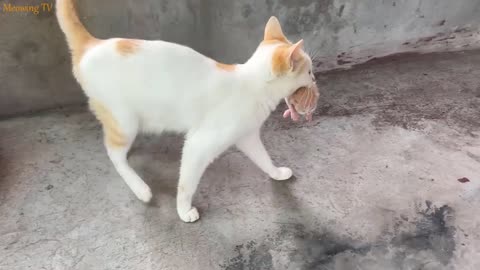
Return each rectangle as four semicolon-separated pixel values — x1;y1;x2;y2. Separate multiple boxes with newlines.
264;16;287;42
287;40;304;71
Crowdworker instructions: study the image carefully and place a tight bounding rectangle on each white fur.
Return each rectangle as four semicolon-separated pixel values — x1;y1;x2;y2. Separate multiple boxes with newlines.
78;38;313;222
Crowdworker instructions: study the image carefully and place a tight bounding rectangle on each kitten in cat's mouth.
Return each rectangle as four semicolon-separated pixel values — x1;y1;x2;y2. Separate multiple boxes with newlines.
283;84;320;122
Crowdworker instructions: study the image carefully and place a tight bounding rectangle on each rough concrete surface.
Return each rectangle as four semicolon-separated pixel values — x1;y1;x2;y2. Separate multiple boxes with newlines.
1;0;480;116
1;50;480;270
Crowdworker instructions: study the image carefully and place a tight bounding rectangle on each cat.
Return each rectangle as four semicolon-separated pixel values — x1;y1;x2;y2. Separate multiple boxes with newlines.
56;0;317;222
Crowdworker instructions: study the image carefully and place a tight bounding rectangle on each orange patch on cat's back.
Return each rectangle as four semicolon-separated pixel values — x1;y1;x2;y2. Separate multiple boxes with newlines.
115;39;142;56
271;44;291;75
89;99;127;148
216;62;236;72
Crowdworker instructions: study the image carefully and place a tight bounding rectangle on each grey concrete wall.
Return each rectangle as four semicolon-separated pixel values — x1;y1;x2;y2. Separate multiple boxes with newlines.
207;0;480;69
1;0;479;117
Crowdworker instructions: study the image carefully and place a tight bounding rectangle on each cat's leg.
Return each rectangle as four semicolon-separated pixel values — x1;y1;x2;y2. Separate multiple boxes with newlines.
177;129;234;222
106;138;153;203
91;101;152;202
236;130;292;181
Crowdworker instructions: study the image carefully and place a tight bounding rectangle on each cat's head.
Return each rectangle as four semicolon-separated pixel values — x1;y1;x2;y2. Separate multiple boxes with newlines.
258;16;318;115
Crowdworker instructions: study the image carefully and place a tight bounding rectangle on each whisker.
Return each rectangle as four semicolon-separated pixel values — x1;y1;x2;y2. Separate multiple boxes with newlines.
310;51;321;63
306;46;314;57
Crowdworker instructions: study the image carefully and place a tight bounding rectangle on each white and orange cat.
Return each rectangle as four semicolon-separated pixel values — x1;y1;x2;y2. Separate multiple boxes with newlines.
56;0;318;222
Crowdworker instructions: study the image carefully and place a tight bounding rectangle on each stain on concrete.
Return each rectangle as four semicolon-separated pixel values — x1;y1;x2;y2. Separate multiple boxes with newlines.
221;202;456;269
392;202;456;266
400;30;474;50
337;4;345;17
437;19;447;26
265;0;274;11
454;27;470;33
220;241;273;270
467;152;480;163
457;177;470;183
160;1;168;13
12;41;40;63
436;35;456;41
418;34;442;43
282;225;369;269
335;52;355;66
241;4;253;18
337;59;352;65
220;224;367;270
275;0;334;35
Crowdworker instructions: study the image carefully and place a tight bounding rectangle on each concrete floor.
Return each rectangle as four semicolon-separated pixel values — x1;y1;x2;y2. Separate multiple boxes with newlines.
1;50;480;270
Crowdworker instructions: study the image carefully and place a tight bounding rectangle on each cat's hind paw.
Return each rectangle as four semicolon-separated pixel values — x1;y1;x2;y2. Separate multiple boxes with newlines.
270;167;293;181
178;207;200;223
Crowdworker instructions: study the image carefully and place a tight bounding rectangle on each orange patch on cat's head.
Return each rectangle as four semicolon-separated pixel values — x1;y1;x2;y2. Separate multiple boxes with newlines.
270;44;290;75
116;39;141;56
216;62;236;72
271;40;306;76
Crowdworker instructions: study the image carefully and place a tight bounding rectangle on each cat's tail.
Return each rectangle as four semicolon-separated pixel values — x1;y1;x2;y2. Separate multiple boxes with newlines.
56;0;97;62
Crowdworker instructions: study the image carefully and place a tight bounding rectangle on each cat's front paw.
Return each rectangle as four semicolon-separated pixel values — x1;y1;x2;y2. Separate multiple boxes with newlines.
132;183;153;203
270;167;293;181
178;207;200;223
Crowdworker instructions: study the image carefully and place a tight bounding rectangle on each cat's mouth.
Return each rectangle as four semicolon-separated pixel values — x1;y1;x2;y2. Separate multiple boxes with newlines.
283;85;319;122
